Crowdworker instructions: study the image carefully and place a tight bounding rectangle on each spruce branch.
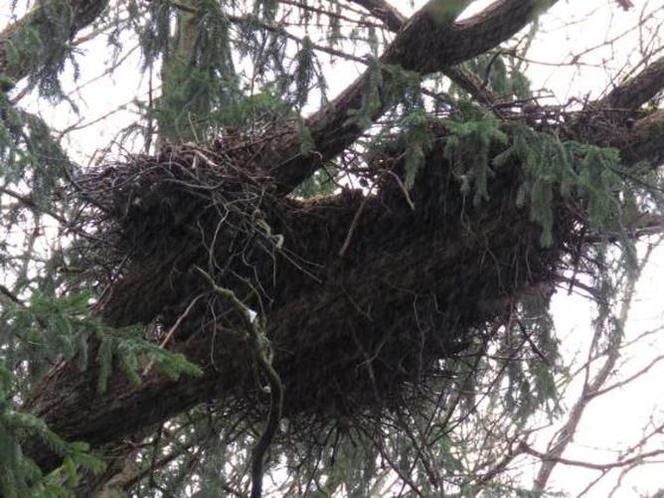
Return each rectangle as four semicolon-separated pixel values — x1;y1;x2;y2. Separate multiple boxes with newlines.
0;0;110;83
166;4;369;64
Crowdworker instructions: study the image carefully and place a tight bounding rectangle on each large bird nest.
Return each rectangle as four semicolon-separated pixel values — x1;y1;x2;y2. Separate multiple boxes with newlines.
75;125;584;438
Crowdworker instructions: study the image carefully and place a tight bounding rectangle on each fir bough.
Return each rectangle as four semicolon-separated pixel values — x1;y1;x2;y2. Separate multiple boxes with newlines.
0;363;105;498
9;291;202;393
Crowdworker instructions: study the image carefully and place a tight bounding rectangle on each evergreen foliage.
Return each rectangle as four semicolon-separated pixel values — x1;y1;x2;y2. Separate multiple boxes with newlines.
0;363;105;497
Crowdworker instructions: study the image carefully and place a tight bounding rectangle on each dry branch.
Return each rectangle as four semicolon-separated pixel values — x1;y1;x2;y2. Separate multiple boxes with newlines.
195;266;283;498
602;55;664;110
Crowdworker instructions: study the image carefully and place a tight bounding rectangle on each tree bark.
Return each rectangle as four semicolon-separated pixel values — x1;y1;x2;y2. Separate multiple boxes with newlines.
601;54;664;110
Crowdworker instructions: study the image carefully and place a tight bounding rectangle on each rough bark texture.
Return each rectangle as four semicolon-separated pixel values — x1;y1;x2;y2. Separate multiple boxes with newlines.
602;55;664;110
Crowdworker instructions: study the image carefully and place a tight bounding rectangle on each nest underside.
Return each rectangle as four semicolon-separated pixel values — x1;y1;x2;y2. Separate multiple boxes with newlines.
75;132;582;437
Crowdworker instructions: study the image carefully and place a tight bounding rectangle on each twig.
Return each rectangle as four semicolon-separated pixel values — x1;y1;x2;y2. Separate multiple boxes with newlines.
338;192;369;257
159;294;203;348
381;169;415;211
142;294;205;376
588;354;664;399
522;442;664;471
194;267;283;498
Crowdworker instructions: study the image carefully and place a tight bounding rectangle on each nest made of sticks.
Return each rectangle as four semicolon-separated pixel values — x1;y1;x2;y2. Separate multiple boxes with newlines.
74;125;584;436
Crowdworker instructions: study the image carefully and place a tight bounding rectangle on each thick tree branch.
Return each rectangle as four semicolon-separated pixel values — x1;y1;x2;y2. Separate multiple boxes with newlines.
601;55;664;110
270;0;557;191
621;109;664;166
348;0;501;108
348;0;408;32
339;2;664;172
592;53;664;168
379;0;552;74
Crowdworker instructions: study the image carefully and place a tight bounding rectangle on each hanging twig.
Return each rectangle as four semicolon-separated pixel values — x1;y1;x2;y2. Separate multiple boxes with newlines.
194;266;283;498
